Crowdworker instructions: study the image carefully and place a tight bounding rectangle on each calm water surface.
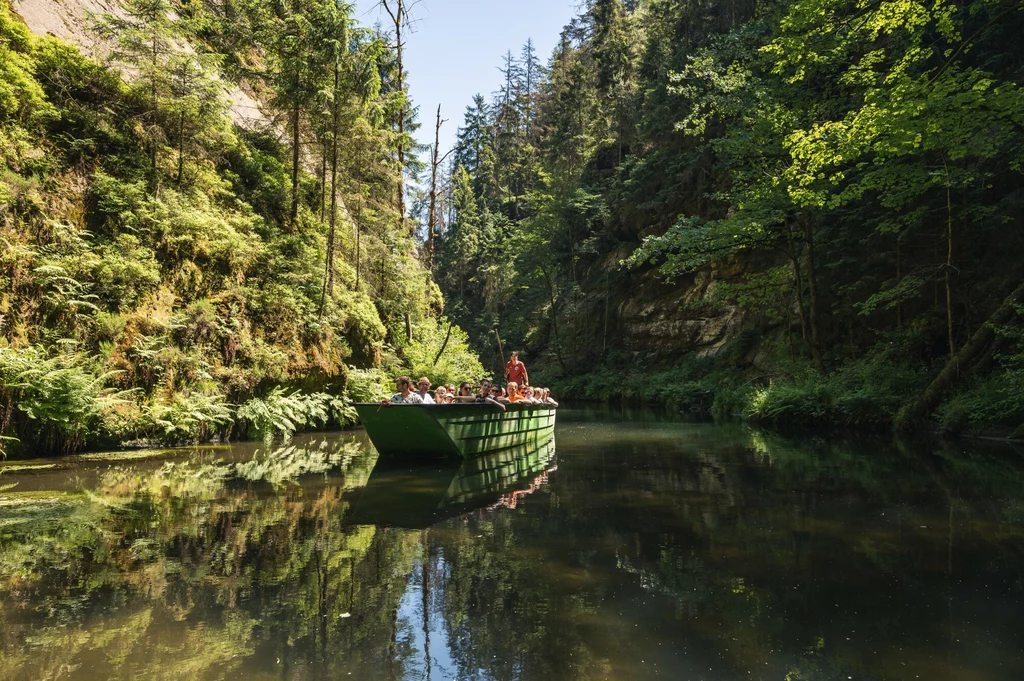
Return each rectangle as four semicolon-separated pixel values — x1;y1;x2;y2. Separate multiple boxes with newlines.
1;406;1023;680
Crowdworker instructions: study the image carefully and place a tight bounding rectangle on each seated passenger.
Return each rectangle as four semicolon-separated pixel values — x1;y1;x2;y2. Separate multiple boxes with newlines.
521;386;541;404
476;379;492;400
380;376;424;405
542;388;559;407
507;382;524;403
474;379;506;410
416;377;435;403
434;386;447;403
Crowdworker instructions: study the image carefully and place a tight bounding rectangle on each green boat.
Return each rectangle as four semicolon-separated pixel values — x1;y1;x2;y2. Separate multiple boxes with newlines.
353;402;557;458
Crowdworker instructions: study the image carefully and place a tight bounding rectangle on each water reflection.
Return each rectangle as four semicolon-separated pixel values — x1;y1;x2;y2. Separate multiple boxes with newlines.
0;411;1023;680
350;434;556;528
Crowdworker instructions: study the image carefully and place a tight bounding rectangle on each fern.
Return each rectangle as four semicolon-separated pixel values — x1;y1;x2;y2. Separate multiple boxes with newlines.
237;388;325;443
0;346;129;455
141;392;234;445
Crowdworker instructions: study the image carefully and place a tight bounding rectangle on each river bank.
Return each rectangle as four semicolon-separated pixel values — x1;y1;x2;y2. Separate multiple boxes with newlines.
549;349;1024;440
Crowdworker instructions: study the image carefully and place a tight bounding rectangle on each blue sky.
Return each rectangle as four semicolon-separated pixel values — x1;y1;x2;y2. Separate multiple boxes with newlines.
354;0;579;156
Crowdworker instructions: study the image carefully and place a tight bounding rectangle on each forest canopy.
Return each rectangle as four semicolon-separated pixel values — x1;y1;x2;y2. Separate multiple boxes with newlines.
431;0;1024;435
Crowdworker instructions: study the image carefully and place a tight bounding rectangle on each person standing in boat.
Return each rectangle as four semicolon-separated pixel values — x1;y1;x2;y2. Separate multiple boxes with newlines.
505;351;529;387
415;377;435;403
380;376;424;405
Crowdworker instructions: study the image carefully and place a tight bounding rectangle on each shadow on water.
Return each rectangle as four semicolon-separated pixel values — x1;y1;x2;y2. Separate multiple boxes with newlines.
0;406;1023;680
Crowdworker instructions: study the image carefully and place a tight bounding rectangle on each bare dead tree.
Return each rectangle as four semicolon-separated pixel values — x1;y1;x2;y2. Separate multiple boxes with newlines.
379;0;421;232
426;104;447;270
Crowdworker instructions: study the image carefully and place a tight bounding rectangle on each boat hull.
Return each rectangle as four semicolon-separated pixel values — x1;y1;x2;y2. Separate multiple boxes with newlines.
354;403;556;458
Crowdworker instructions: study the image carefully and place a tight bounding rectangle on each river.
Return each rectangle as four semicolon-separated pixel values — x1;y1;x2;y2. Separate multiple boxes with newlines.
0;406;1022;680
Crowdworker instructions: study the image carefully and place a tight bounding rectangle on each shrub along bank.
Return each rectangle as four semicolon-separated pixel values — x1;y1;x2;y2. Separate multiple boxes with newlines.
554;333;1024;439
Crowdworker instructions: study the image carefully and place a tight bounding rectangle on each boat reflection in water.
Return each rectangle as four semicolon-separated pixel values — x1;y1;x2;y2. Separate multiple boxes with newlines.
347;431;557;528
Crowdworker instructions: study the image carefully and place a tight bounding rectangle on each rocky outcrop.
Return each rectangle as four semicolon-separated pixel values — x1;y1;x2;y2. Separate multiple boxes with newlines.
13;0;269;130
614;254;749;360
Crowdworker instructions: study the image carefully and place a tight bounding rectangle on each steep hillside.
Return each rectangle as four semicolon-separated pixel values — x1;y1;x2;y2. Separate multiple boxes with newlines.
0;0;480;457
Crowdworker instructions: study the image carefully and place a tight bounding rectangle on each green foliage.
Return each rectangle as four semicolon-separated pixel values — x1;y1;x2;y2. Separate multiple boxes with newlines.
344;366;390;403
939;369;1024;435
236;387;355;444
92;235;162;310
402;317;485;387
139;392;234;445
434;0;1024;434
0;7;55;128
0;2;470;455
0;346;126;455
552;353;722;413
744;381;830;426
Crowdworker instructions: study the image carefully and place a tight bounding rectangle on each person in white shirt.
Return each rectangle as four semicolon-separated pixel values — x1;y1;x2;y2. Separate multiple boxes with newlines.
380;376;424;405
415;377;435;403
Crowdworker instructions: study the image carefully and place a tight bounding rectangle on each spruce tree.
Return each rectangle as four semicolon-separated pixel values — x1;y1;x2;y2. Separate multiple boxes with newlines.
91;0;181;192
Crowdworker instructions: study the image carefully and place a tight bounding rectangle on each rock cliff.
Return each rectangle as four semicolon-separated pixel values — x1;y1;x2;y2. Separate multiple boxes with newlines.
13;0;269;129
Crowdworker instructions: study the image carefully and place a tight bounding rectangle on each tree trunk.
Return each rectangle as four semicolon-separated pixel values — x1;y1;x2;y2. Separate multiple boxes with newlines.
150;33;159;191
944;161;956;360
848;315;857;360
319;140;328;223
382;0;407;230
355;199;362;292
433;322;453;365
541;265;568;374
177;112;185;186
786;224;811;355
290;105;301;229
901;280;1024;426
602;269;610;357
494;328;506;369
787;288;798;360
896;236;903;328
803;219;825;372
320;63;342;319
427;104;442;270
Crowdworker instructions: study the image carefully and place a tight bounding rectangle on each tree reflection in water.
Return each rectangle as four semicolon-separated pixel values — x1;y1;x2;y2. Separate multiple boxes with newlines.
0;415;1023;681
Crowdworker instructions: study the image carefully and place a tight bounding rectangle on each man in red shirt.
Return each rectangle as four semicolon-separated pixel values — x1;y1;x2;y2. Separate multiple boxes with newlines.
505;351;529;387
